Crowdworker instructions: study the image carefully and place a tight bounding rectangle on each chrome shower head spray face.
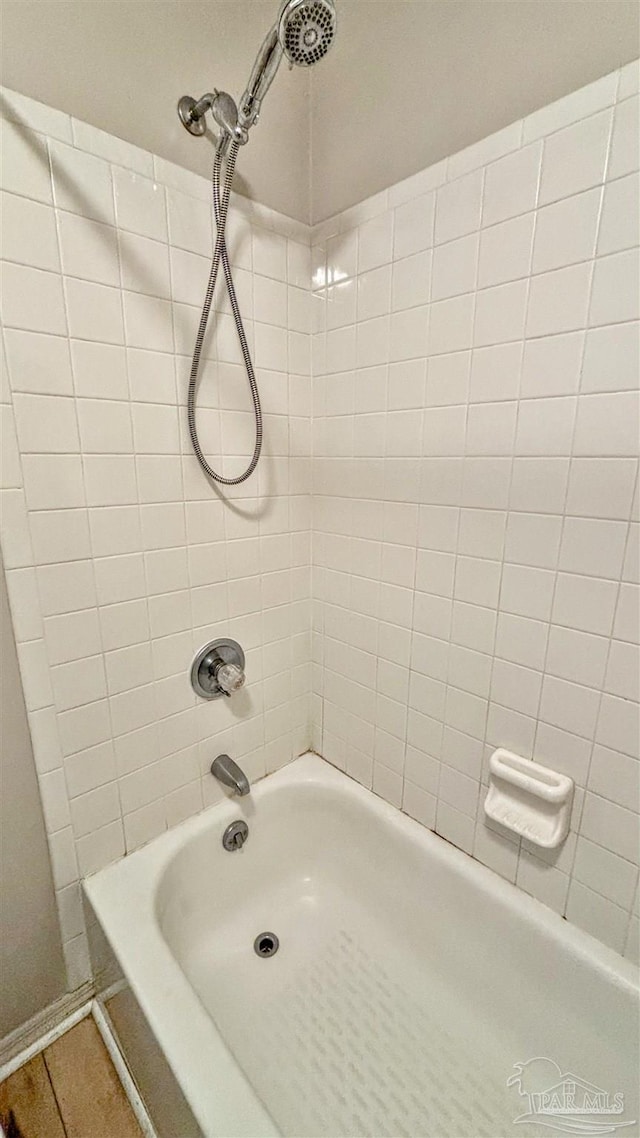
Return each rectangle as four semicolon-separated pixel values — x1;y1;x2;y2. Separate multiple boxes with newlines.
237;0;336;130
278;0;337;66
178;0;336;138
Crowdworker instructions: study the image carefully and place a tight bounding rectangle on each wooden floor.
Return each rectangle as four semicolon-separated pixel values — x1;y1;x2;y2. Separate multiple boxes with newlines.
0;1016;144;1138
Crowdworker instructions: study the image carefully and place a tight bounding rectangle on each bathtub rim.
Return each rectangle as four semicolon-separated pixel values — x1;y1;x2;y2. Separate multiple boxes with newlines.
84;752;639;1138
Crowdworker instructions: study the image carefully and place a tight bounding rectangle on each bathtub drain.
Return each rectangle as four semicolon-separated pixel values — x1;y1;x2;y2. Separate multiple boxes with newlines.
254;932;279;958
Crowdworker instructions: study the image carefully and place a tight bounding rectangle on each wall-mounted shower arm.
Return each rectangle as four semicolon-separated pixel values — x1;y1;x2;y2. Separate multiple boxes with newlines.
177;91;248;144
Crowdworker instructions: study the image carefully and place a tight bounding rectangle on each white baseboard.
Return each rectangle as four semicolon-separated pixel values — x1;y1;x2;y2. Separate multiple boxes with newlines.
0;989;157;1138
92;998;158;1138
0;987;93;1080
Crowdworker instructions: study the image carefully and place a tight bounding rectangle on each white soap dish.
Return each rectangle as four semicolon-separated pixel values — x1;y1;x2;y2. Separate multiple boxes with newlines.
484;748;573;849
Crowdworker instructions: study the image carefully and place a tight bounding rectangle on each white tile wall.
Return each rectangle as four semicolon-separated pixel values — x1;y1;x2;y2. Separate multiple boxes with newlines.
1;86;312;991
311;64;639;964
1;66;638;991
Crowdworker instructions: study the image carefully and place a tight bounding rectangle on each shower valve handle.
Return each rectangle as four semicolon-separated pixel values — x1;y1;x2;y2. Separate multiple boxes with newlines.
214;661;246;696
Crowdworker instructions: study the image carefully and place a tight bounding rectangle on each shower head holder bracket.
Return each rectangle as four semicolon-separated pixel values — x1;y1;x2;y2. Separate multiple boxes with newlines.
177;92;248;144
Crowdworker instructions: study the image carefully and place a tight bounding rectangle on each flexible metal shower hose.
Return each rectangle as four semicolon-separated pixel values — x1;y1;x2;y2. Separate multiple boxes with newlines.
187;139;263;484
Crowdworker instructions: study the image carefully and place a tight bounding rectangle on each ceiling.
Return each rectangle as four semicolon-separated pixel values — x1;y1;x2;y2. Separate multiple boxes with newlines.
2;0;638;224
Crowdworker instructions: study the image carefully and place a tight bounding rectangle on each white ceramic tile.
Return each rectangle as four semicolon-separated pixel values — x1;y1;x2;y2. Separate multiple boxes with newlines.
29;509;91;565
608;94;639;180
539;109;612;205
516;849;569;914
77;398;132;453
532;186;601;274
58;212;119;285
466;401;517;456
37;560;96;616
388;161;447;210
515;396;576;456
581;792;639;865
122;290;173;352
526;262;592;337
120;230;171;299
468;342;520;404
598;172;640;255
39;769;71;833
596;693;639;759
22;454;85;510
113;167;167;240
589;248;640;327
16;638;54;711
4;329;73;395
552;571;618;636
429;294;474;355
588;743;640;810
105;641;152;697
523;71;617;143
71;118;152;176
2;87;71;141
1;405;22;489
94;553;146;606
436;800;475;854
1;191;60;271
500;563;554;622
44;614;97;673
393;193;435;260
0;488;33;568
390;253;430;316
546;625;609;688
0;120;53;202
613;582;639;642
435;170;483;245
253;227;287;281
65;278;124;344
565;879;631;953
495;610;548;671
520;331;583;398
99;598;150;652
57;697;112;756
13;393;79;453
474;279;528;347
431;233;477;301
448;122;522;182
70;340;128;400
566;458;637;519
482;142;542;227
51;654;107;712
50;140;114;223
84;455;138;506
559;517;627;579
357;211;393;273
478;213;534;288
2;262;67;334
605;639;639;702
76;819;125;876
581;322;639;393
89;506;142;558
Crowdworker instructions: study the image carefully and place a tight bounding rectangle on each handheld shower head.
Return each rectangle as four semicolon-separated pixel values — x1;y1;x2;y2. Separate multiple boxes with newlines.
239;0;336;130
278;0;337;67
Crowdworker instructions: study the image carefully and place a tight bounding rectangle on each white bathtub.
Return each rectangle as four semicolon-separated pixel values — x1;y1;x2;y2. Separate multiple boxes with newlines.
85;754;639;1138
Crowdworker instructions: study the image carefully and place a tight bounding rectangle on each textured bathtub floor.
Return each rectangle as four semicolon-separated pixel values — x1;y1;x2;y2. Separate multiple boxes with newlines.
232;926;511;1138
186;901;539;1138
